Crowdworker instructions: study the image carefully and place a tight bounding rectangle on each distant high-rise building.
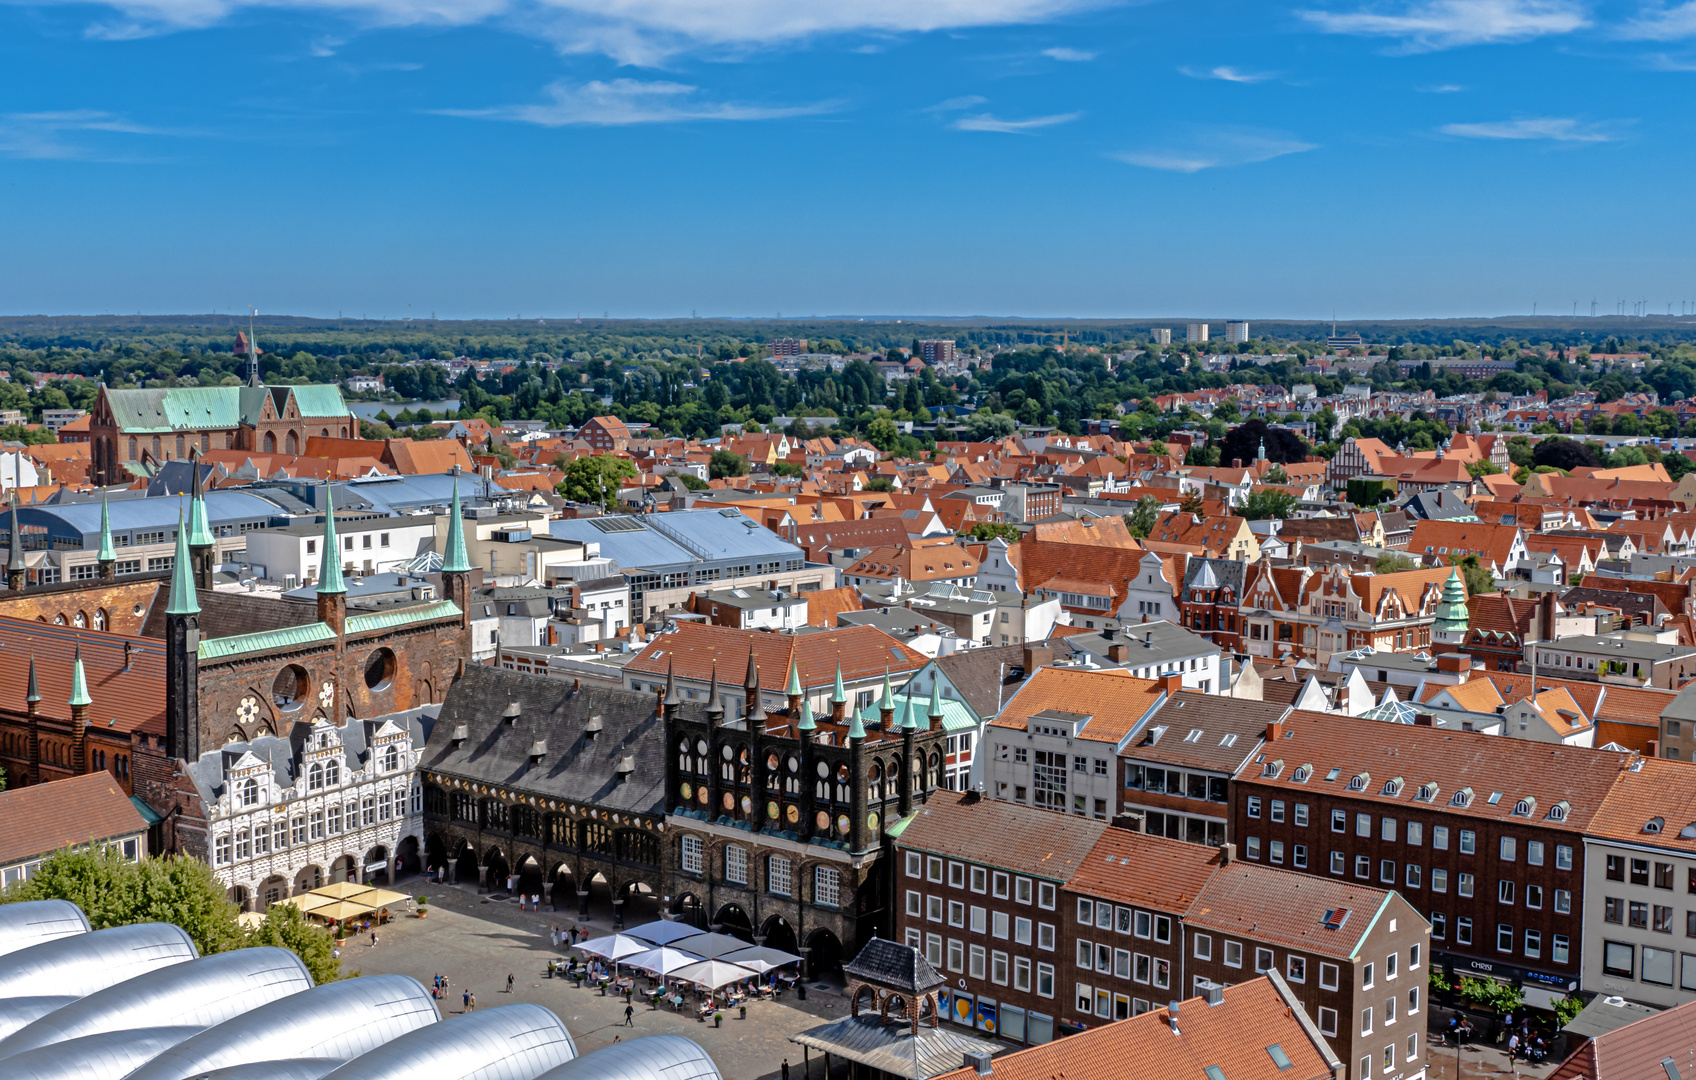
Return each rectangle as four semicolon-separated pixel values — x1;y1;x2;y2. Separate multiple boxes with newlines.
1186;323;1209;343
1328;333;1364;350
768;338;808;357
1224;321;1250;343
919;339;956;365
1150;328;1172;344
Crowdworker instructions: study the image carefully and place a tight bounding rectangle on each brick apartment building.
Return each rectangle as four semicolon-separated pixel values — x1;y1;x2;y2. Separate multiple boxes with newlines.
894;792;1431;1080
1227;710;1630;1008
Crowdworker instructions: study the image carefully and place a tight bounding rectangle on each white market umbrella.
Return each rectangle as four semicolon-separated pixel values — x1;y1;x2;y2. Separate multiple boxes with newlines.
673;959;760;991
624;920;709;947
625;946;706;977
576;933;650;962
722;945;803;974
666;932;752;960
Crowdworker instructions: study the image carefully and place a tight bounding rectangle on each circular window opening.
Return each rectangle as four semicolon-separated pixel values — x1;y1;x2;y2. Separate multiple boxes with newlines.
364;648;396;691
273;665;309;711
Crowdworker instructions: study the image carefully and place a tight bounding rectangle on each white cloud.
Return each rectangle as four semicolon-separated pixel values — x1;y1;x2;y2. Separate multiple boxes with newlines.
1296;0;1587;50
1113;129;1316;172
0;109;176;159
1439;116;1615;140
926;94;988;112
951;111;1080;133
444;78;835;125
1620;2;1696;40
1418;82;1468;91
1041;45;1096;60
32;0;1115;63
1180;64;1274;82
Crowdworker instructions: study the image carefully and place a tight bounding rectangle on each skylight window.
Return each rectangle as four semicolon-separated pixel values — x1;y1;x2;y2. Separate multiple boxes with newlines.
1487;792;1503;806
1267;1045;1294;1071
1324;767;1341;782
1185;729;1203;743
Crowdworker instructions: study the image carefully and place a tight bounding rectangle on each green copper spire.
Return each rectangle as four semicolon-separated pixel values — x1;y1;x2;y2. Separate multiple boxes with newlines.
928;676;943;721
442;476;472;574
69;646;91;708
878;668;895;712
96;495;115;562
1434;567;1470;638
186;457;214;549
25;655;40;704
785;659;803;698
317;488;346;595
165;510;200;616
900;695;919;732
846;706;866;741
797;698;816;732
831;663;847;704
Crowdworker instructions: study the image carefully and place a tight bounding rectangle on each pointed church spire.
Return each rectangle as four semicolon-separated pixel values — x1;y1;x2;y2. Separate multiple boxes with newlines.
97;495;115;563
744;649;761;692
928;676;943;723
165;510;200;615
797;698;816;732
25;655;40;704
785;659;802;698
878;668;895;711
186;452;214;549
832;664;847;704
442;476;472;574
900;694;919;731
69;646;91;709
316;487;346;595
663;659;680;707
705;663;724;721
846;704;867;741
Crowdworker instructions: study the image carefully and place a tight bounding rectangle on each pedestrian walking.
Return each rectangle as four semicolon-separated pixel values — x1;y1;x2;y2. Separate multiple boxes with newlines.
783;1060;790;1080
570;926;579;945
507;973;516;994
551;925;559;948
532;892;540;911
469;992;477;1012
463;989;470;1012
624;1004;635;1027
370;931;378;948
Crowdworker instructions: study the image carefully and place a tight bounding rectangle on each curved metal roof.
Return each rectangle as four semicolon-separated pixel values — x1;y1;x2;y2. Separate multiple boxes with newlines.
0;999;83;1041
169;1059;343;1080
317;1004;577;1080
0;901;88;958
0;922;198;1002
128;975;439;1080
0;947;311;1060
0;1026;202;1080
532;1035;721;1080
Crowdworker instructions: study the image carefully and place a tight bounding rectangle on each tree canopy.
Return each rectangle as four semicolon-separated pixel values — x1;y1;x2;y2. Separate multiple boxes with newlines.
558;454;637;508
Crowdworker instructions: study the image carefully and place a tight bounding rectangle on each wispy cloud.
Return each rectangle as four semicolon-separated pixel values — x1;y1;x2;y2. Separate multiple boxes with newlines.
0;109;178;159
1297;0;1587;51
951;111;1080;133
1619;2;1696;40
1041;46;1097;60
31;0;1116;65
443;78;835;126
1641;50;1696;68
1114;129;1316;172
1418;82;1468;91
926;94;988;112
1439;116;1616;141
1180;64;1275;82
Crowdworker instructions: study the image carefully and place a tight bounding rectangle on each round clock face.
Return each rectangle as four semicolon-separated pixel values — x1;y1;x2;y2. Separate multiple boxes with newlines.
319;681;335;707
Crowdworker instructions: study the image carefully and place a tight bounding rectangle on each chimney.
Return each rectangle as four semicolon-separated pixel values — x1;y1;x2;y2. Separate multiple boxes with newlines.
1167;1001;1181;1034
1414;713;1436;727
964;1052;993;1077
1232;458;1243;469
1648;739;1661;758
1108;643;1130;663
1265;720;1284;742
1162;673;1184;695
1219;842;1236;865
1022;644;1054;672
1435;653;1468;674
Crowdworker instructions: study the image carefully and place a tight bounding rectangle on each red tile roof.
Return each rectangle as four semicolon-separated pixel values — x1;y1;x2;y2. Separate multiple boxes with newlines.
625;621;927;691
0;772;149;866
898;790;1106;883
1184;861;1401;960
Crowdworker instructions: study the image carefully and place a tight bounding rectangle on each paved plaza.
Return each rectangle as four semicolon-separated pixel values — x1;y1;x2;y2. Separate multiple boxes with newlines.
341;878;850;1080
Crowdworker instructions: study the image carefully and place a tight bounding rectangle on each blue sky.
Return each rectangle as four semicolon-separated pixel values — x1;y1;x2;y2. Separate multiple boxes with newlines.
2;0;1694;319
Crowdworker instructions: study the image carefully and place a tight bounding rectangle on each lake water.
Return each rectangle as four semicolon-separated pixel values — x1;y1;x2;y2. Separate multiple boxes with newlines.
347;399;461;421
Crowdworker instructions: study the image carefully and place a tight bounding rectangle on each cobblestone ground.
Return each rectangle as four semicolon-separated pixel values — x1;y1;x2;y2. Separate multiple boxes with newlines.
340;879;850;1080
1421;1036;1562;1080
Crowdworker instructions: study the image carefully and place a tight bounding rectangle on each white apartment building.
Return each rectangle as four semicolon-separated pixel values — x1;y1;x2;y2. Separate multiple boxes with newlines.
245;516;440;586
190;710;434;910
1150;329;1173;345
1186;323;1209;343
1224;322;1250;343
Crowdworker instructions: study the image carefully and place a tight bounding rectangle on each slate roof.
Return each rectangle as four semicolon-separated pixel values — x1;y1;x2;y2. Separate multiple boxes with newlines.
185;706;436;802
0;772;149;866
423;665;667;815
843;937;945;993
933;643;1032;720
1123;693;1285;771
1182;556;1244;596
1548;995;1696;1080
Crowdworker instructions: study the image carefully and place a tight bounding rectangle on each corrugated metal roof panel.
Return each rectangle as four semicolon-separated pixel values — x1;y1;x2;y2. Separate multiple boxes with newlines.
198;622;338;660
345;602;462;636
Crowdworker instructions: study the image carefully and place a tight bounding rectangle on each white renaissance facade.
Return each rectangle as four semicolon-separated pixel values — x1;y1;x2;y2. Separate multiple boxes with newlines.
193;710;435;910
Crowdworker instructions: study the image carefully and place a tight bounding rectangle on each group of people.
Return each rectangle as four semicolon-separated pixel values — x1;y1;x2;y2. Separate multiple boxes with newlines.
549;924;586;948
1445;1013;1553;1066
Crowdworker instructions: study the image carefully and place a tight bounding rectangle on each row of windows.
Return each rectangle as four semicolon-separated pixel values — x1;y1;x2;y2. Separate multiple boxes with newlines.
1599;899;1696;936
907;891;1059;947
904;852;1058;908
1602;942;1696;988
909;929;1052;998
1605;855;1696;891
1126;765;1229;803
1240;838;1578;914
681;837;840;906
213;787;417;864
1426;914;1570;962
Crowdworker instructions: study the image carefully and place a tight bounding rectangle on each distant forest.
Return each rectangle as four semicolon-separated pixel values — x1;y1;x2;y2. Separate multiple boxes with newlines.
2;315;1696;455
